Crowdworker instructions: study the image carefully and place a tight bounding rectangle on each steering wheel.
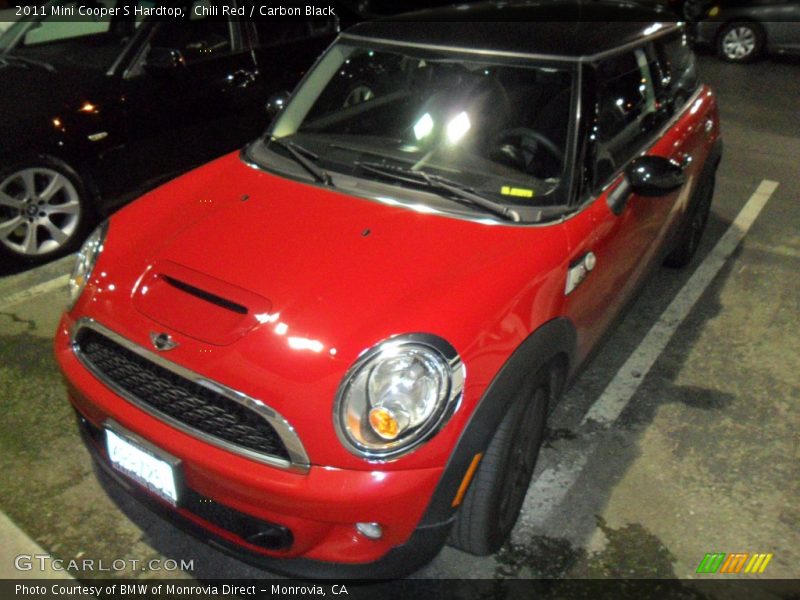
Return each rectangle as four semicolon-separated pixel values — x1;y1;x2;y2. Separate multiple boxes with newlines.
489;128;564;176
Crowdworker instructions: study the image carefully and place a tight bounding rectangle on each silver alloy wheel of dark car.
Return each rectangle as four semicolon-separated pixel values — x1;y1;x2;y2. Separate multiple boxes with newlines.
718;23;763;62
0;167;82;257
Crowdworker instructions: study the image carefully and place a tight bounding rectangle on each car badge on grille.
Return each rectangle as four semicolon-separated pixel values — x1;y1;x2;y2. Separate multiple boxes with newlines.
150;332;178;351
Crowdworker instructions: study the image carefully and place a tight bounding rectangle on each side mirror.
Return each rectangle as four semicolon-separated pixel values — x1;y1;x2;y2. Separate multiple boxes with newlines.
625;155;685;197
266;91;290;118
144;47;185;73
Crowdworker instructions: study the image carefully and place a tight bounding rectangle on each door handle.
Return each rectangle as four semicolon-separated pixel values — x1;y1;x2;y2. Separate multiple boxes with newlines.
607;177;631;216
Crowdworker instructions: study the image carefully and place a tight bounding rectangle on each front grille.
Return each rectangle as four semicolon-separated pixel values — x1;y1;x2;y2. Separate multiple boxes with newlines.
74;328;290;461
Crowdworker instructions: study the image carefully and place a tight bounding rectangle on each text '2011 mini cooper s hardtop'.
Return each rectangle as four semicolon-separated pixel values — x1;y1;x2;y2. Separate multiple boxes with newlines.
56;1;721;578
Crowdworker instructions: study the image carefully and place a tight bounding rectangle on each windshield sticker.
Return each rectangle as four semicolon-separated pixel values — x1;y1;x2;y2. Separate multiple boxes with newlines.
501;186;535;199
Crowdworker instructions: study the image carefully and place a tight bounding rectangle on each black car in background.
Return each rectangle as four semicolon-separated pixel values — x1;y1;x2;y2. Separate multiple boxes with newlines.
691;0;800;61
0;0;338;264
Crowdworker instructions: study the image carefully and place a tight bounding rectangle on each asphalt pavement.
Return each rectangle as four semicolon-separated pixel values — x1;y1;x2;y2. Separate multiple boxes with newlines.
0;54;797;588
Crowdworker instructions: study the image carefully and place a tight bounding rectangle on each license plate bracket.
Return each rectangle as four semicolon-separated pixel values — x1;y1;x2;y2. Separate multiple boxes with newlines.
104;421;181;506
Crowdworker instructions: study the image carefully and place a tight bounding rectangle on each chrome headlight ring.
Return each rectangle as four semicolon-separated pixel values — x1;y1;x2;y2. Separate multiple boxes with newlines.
333;333;465;461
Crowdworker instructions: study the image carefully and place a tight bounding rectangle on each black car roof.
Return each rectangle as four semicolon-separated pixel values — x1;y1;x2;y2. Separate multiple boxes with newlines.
344;1;681;62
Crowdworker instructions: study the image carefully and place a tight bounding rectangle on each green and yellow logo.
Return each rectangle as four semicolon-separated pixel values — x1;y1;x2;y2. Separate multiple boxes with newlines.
696;552;773;574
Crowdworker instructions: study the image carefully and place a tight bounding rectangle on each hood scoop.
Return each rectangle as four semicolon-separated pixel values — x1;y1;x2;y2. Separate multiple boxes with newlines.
133;260;272;346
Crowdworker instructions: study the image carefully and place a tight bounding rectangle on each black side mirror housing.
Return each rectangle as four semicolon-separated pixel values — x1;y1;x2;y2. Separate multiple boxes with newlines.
607;155;686;216
266;91;291;119
145;47;185;73
626;155;685;197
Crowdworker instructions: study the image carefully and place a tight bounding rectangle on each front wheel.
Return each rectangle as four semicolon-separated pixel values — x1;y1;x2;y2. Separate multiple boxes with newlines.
0;159;94;264
449;369;549;555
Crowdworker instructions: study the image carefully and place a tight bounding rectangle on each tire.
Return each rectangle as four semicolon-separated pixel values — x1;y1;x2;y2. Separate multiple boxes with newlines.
716;21;765;63
449;368;550;555
663;169;715;268
0;157;95;265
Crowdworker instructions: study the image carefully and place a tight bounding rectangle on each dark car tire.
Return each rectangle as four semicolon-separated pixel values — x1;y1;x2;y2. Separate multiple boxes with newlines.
0;157;95;265
716;21;765;63
449;368;550;556
663;169;716;268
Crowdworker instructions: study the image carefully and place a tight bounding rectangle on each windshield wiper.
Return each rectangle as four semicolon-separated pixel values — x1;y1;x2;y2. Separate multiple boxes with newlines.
0;54;55;72
268;137;333;186
358;162;521;222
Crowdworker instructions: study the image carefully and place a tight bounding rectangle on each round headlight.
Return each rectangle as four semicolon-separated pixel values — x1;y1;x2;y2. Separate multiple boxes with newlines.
334;334;465;460
67;221;108;310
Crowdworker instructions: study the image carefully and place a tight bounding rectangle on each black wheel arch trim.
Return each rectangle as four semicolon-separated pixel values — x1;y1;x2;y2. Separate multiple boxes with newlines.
694;137;722;203
417;317;577;528
0;151;101;210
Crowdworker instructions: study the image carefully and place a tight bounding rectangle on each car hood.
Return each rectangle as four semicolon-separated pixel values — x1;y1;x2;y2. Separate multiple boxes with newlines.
106;152;565;362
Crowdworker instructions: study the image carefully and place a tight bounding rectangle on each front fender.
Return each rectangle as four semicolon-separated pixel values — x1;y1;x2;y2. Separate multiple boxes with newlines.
417;316;577;527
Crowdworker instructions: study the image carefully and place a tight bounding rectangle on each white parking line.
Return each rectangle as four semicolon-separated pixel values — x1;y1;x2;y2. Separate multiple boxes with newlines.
582;179;779;426
0;274;69;311
0;511;73;579
516;179;779;534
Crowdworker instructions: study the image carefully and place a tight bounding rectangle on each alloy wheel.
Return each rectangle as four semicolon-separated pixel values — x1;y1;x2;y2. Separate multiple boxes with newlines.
0;167;81;256
722;27;756;60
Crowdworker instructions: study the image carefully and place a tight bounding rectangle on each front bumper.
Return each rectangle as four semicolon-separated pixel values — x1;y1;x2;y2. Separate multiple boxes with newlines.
55;315;450;576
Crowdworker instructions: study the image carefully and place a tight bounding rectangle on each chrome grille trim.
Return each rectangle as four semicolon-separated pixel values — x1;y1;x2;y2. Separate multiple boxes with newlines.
71;317;310;474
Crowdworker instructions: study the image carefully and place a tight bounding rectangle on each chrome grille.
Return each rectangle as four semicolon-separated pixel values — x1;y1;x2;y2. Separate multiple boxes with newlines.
71;320;309;471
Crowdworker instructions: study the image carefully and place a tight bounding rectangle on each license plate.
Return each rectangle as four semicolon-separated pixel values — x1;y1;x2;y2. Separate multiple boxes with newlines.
105;428;179;505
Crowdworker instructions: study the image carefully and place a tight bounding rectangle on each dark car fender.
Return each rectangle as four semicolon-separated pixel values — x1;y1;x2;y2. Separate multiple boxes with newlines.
0;111;104;202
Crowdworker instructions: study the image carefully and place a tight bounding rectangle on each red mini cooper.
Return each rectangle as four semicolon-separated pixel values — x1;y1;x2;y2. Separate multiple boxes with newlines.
56;1;721;577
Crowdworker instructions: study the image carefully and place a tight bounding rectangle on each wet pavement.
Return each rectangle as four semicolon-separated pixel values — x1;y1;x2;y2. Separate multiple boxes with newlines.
0;55;798;587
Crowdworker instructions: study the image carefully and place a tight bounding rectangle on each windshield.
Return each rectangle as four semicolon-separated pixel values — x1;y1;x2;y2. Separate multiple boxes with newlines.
0;0;148;70
251;41;575;219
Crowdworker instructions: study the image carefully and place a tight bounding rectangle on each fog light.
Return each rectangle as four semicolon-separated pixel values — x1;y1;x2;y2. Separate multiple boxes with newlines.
355;522;383;540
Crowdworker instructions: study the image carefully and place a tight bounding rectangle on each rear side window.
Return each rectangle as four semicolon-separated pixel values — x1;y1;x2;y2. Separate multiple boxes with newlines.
592;49;661;184
654;33;699;109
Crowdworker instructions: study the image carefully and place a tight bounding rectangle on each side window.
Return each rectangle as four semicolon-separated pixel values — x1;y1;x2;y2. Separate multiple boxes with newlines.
654;33;699;109
12;0;146;71
592;49;660;185
149;0;234;64
22;0;116;46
